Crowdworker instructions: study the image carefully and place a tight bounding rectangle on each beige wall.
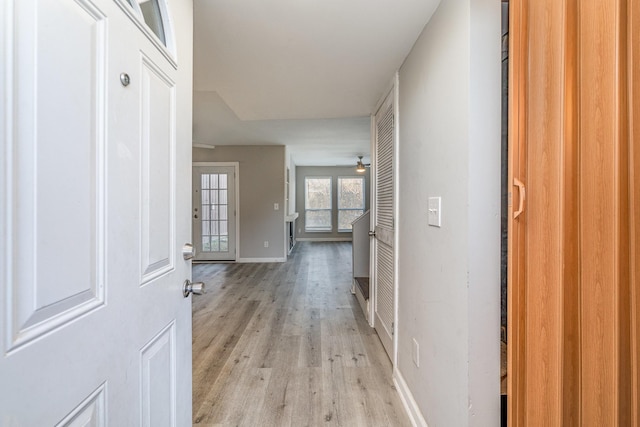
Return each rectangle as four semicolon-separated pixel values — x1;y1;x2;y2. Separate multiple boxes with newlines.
193;146;286;260
295;166;370;240
396;0;501;425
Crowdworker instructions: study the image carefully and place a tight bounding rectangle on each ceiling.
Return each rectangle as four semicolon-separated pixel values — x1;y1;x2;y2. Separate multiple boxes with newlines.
192;0;441;166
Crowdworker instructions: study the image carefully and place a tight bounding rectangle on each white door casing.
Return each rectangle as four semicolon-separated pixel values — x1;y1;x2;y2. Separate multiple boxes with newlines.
372;87;397;362
0;0;193;424
192;163;238;261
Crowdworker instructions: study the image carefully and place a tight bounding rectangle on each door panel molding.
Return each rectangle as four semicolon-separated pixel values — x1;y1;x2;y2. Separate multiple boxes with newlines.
140;321;176;427
56;382;106;427
140;53;176;284
2;0;108;353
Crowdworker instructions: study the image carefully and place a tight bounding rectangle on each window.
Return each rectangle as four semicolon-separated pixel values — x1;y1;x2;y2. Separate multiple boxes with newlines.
125;0;172;49
138;0;167;45
200;172;230;253
338;177;365;232
305;177;332;232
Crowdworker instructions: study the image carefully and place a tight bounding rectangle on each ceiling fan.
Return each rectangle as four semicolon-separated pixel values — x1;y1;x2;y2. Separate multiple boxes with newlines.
356;156;370;173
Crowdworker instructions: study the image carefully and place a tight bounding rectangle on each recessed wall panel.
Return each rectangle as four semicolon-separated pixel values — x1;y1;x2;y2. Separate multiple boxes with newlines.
4;0;106;352
56;383;106;427
140;56;175;284
140;322;176;427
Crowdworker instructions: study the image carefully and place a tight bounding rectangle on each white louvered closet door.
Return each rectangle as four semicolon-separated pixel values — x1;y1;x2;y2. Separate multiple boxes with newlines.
373;91;395;360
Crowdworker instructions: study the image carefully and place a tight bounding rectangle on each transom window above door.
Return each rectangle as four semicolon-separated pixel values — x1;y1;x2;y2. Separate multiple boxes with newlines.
136;0;166;44
121;0;175;59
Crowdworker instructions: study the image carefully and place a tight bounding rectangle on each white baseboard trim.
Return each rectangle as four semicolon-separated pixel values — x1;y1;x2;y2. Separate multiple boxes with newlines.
296;237;352;242
236;257;286;263
353;280;370;322
393;368;428;427
192;260;235;264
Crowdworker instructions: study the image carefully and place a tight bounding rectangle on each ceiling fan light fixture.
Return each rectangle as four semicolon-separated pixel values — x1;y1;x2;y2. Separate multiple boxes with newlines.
356;156;367;173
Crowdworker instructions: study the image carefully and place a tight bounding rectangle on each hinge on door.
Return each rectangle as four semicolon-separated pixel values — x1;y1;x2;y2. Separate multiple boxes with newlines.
392;322;395;336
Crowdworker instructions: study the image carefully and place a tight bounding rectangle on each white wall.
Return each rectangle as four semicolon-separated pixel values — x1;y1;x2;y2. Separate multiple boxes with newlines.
395;0;500;425
468;0;502;423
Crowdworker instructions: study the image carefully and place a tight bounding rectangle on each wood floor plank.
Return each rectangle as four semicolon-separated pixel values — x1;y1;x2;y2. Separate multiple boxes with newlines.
320;355;361;426
256;336;301;426
192;300;260;404
297;309;322;369
192;242;410;426
289;367;324;427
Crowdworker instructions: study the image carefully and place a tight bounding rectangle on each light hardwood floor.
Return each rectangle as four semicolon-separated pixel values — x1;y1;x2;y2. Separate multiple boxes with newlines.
192;242;411;427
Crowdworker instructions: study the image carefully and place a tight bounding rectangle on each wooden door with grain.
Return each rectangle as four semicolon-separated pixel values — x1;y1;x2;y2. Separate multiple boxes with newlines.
508;0;640;425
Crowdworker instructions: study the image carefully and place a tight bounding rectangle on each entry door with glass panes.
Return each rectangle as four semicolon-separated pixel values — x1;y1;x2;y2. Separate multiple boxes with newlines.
193;165;237;261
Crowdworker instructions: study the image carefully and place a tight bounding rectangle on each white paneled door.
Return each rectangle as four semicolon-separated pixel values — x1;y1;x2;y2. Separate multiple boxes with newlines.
192;164;237;261
372;89;396;361
0;0;193;425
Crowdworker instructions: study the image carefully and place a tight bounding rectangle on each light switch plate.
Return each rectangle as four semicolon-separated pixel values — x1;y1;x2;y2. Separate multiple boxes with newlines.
428;197;441;227
274;203;279;211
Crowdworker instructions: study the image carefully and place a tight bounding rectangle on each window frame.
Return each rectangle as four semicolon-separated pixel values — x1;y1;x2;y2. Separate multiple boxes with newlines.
337;176;366;232
304;176;333;232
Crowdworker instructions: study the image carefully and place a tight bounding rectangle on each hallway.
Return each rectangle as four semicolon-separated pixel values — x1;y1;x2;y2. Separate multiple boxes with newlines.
191;242;411;426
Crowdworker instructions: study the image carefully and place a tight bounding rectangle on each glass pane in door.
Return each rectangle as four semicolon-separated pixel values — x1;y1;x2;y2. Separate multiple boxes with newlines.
137;0;166;44
200;173;230;254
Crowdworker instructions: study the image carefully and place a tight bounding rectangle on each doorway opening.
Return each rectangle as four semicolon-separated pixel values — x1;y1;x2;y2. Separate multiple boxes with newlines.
192;163;239;262
500;1;509;426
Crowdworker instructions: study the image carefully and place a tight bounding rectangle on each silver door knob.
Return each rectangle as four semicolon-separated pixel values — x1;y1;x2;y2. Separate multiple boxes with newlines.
183;280;205;297
182;243;196;260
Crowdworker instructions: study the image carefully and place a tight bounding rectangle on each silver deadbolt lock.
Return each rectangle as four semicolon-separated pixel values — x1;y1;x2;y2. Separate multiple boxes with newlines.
182;243;196;260
183;280;205;298
120;73;130;86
